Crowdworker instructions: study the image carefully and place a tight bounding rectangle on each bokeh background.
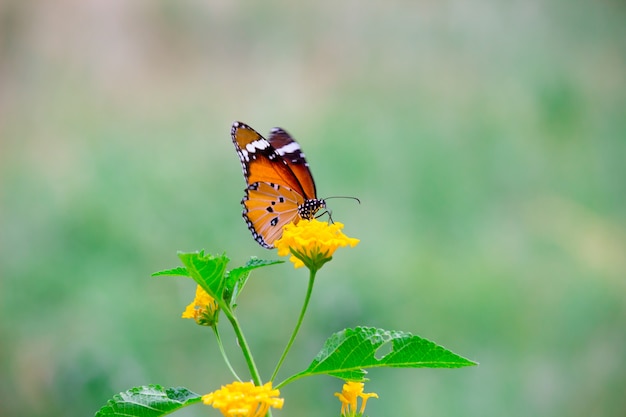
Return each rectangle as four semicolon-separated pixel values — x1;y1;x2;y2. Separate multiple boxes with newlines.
1;1;625;416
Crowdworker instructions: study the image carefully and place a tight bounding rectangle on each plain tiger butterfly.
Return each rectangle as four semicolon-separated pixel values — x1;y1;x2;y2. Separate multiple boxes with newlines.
231;121;326;248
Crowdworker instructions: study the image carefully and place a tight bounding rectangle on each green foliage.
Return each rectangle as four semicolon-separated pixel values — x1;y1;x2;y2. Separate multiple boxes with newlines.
225;257;284;307
281;327;476;385
177;251;230;301
95;250;477;417
94;386;201;417
154;251;282;310
151;267;189;277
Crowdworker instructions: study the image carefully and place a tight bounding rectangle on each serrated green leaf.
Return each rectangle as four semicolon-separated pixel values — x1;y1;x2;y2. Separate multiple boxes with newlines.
177;251;229;301
94;385;201;417
151;267;189;277
285;327;477;384
243;257;285;269
224;258;283;306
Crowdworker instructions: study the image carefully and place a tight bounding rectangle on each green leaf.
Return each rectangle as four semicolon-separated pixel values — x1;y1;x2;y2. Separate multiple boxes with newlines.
94;385;201;417
151;267;189;277
177;251;229;300
285;327;477;384
224;257;283;306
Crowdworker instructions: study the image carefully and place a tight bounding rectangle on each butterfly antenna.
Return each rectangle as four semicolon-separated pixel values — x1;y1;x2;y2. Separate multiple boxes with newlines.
315;196;360;224
323;196;361;204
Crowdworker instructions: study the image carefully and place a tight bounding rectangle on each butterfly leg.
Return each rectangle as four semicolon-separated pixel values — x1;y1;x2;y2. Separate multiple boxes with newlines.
315;209;334;224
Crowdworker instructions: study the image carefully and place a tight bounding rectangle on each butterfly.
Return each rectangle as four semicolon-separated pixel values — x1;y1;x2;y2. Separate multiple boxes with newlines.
231;121;326;248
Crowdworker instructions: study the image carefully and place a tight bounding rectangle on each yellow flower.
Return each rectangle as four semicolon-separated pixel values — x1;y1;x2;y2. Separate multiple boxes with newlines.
181;285;220;326
334;381;378;417
202;381;284;417
274;219;359;271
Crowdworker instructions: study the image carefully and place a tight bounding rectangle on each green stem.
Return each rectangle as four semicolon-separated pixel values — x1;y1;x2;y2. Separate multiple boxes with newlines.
275;372;304;390
212;325;241;382
270;268;317;382
222;307;262;385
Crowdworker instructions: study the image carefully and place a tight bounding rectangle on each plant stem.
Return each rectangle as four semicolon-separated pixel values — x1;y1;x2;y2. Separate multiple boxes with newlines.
222;307;262;386
212;325;241;382
275;372;304;390
270;268;317;382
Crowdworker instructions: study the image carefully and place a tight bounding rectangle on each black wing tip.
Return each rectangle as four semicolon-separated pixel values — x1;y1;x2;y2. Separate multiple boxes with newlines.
235;122;288;139
232;120;254;132
231;121;240;138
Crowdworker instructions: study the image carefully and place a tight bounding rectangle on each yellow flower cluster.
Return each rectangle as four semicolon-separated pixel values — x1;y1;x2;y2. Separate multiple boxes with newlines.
334;381;378;417
202;381;284;417
274;219;359;270
181;285;220;326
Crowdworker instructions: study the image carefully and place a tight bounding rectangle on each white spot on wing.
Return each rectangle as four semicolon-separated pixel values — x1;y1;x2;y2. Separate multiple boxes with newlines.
246;140;270;153
276;142;301;155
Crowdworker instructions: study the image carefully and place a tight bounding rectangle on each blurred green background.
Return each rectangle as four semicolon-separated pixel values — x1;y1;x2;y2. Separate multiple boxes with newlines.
1;1;625;416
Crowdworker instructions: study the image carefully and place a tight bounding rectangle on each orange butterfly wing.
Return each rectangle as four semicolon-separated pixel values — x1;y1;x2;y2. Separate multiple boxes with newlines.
231;121;324;248
243;182;304;247
231;122;309;197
